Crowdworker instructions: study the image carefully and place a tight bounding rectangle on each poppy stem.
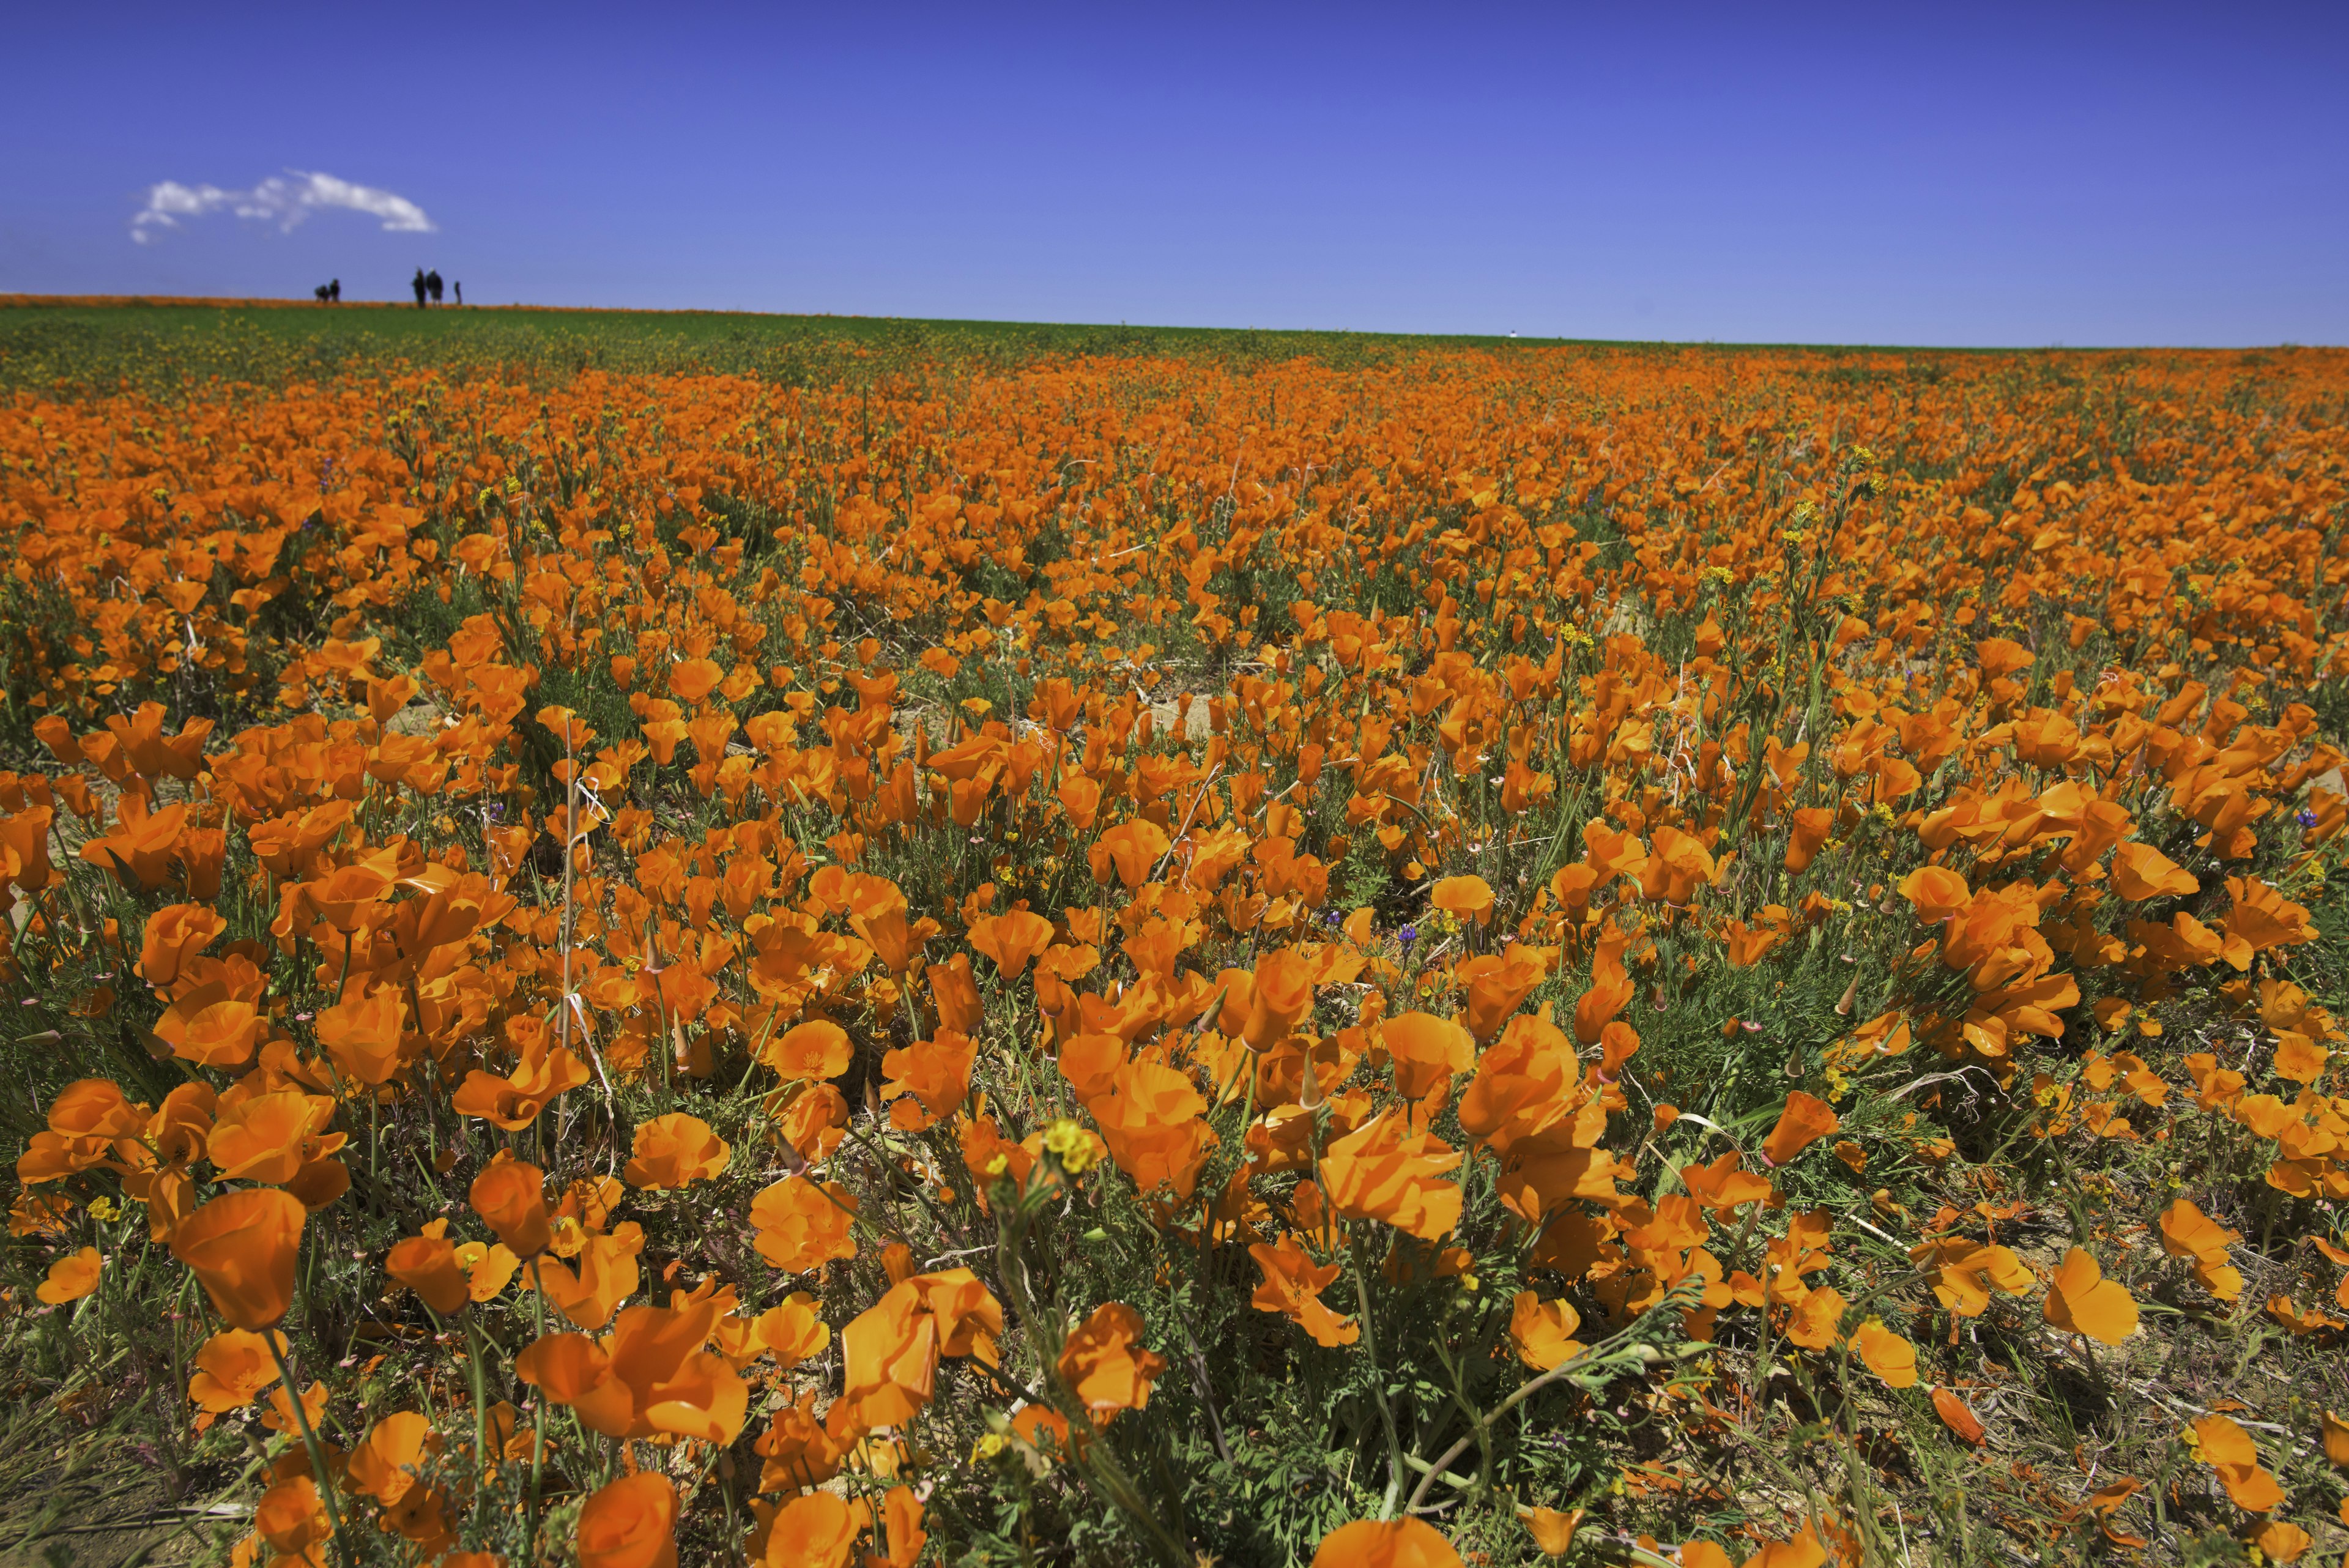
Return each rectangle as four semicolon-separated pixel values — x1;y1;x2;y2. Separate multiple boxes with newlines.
525;1275;547;1554
995;1185;1190;1568
1346;1227;1408;1520
460;1312;491;1530
262;1329;359;1568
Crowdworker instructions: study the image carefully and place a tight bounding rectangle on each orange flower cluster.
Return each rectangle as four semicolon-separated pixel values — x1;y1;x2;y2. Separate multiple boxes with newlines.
6;342;2348;1565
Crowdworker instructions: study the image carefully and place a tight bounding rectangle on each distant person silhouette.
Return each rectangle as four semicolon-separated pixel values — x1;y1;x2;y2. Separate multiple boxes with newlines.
426;270;444;305
412;268;428;308
330;278;341;302
453;281;462;306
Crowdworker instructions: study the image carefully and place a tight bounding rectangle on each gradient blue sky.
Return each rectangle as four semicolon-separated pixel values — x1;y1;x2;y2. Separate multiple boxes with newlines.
6;2;2343;344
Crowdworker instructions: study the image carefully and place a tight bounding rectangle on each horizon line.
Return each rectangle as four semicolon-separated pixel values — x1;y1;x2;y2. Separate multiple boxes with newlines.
2;293;2341;357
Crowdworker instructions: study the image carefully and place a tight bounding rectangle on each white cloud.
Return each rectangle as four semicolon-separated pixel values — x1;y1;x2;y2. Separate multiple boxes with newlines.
132;170;436;243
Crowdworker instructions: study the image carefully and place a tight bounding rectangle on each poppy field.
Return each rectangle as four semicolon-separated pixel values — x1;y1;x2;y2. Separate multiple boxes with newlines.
4;309;2349;1567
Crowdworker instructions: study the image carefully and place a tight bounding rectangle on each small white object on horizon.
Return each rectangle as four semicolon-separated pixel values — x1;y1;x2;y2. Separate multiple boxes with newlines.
132;170;436;243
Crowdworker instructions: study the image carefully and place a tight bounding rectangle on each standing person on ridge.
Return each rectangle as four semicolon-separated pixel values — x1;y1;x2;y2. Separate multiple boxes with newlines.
412;268;427;308
453;280;462;306
329;278;341;302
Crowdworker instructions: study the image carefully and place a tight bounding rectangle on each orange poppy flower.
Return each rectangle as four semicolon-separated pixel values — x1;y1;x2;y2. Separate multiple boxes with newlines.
968;909;1053;980
0;805;56;896
837;1281;940;1433
2318;1408;2349;1468
1852;1318;1917;1388
315;986;407;1087
849;895;921;976
1523;1506;1581;1558
1897;864;1972;924
1757;1091;1839;1167
603;1302;752;1443
2157;1197;2243;1299
1311;1517;1464;1567
2251;1521;2312;1562
153;983;267;1069
138;902;226;991
1597;1019;1641;1080
471;1153;552;1255
1780;1281;1847;1350
78;798;188;891
254;1474;333;1560
836;1269;1000;1438
624;1112;730;1190
776;1082;850;1161
1508;1290;1583;1370
1319;1111;1462;1241
346;1410;431;1504
140;1080;217;1170
261;1377;327;1438
450;1028;590;1130
2110;841;2200;901
187;1327;286;1413
1908;1236;2034;1317
514;1331;622;1419
207;1088;343;1186
36;1246;102;1304
959;1114;1036;1197
524;1296;749;1444
765;1492;862;1568
927;954;983;1033
1057;773;1102;830
2191;1413;2283;1511
387;1230;472;1315
1242;948;1318;1048
1739;1528;1830;1568
576;1471;678;1568
754;1390;843;1492
870;1486;926;1568
171;1187;305;1329
1429;874;1495;924
1094;819;1170;889
1455;1012;1580;1154
529;1221;647;1330
1089;1057;1219;1198
666;658;724;706
879;1031;976;1129
455;1238;519;1302
1680;1153;1775;1211
750;1176;858;1273
39;1078;147;1144
2043;1247;2139;1344
1783;807;1833;872
1056;1301;1165;1425
1639;825;1718;904
1057;1029;1127;1105
1011;1402;1071;1458
1456;945;1548;1042
1248;1233;1358;1347
1572;923;1635;1045
762;1019;852;1082
721;1292;829;1370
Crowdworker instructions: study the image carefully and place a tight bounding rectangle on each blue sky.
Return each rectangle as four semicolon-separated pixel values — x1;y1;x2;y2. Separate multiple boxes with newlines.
5;2;2343;344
